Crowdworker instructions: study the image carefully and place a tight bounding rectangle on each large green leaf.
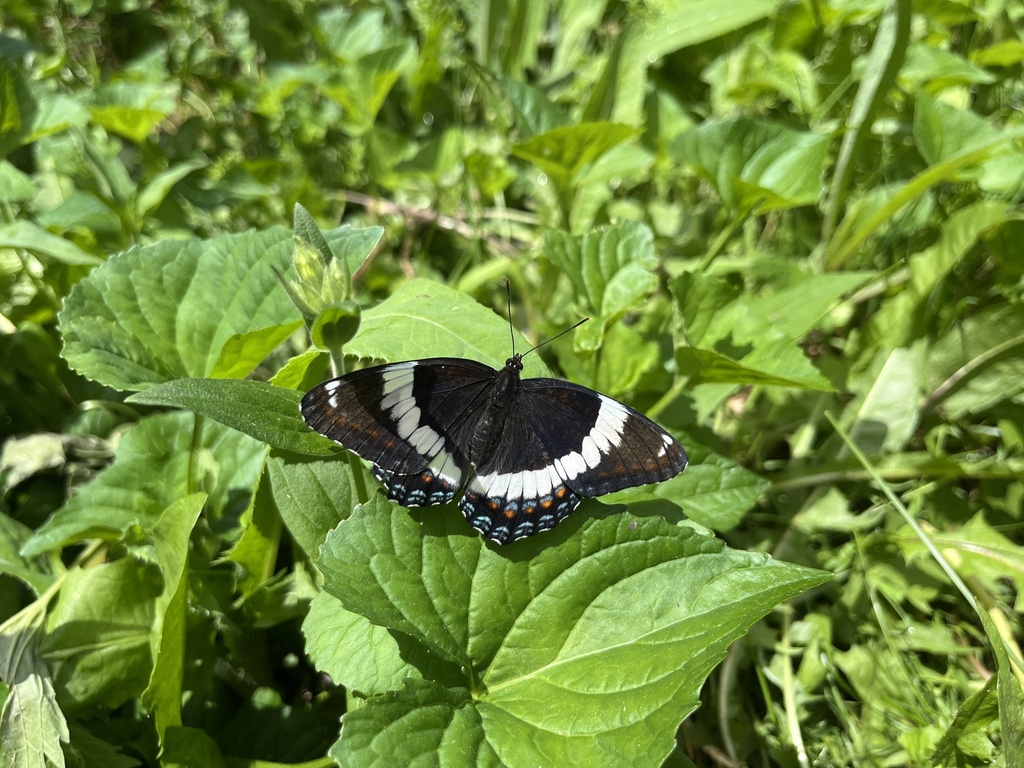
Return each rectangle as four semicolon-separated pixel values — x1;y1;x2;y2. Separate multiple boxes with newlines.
346;278;548;377
59;228;297;391
318;497;828;765
59;226;378;392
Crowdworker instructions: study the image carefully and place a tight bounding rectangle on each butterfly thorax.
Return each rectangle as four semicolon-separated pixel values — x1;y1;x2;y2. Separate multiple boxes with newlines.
467;355;524;465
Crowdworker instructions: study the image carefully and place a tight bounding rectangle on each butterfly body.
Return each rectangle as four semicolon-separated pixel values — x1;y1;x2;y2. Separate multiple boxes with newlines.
301;354;687;545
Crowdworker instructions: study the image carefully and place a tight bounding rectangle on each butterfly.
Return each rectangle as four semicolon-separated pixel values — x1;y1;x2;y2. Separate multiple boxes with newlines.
300;349;687;545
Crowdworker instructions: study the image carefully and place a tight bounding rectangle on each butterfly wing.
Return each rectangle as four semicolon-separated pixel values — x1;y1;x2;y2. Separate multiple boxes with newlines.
300;358;496;508
460;378;687;544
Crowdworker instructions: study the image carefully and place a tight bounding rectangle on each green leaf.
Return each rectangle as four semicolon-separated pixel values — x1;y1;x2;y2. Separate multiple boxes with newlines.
511;122;636;190
161;726;227;768
331;680;497;766
59;227;301;390
318;497;829;765
304;592;432;694
347;278;548;377
914;91;1024;193
897;514;1024;613
266;451;363;559
977;612;1024;763
606;442;771;531
40;557;159;711
143;493;206;739
543;221;659;350
0;512;55;594
135;158;207;219
323;43;415;135
841;344;925;455
22;412;266;556
924;303;1024;418
673;118;829;212
210;321;304;380
930;675;999;764
865;201;1009;349
0;220;103;265
495;72;569;138
87;80;178;143
126;378;332;456
0;607;69;768
593;0;775;125
676;342;835;392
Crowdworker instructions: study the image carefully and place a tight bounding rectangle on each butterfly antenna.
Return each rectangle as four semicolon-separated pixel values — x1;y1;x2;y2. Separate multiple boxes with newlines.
522;317;589;358
506;279;516;356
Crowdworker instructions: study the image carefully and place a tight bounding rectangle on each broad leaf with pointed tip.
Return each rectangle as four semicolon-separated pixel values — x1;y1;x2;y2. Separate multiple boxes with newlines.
312;496;829;766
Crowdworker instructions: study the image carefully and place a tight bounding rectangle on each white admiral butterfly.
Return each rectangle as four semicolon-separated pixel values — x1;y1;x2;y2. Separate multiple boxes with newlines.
301;342;687;544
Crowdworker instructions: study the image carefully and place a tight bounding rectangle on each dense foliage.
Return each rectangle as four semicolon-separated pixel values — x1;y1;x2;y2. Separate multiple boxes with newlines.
1;0;1022;766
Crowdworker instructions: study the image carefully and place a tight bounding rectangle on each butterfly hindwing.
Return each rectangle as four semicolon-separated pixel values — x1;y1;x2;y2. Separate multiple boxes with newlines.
521;380;688;497
459;409;582;543
300;359;495;508
458;380;687;544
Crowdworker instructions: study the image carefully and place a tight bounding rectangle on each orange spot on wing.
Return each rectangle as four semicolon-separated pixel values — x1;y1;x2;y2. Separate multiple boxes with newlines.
504;508;516;519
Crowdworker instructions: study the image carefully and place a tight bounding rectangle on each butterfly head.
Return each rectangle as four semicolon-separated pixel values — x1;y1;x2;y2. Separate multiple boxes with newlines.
504;354;524;372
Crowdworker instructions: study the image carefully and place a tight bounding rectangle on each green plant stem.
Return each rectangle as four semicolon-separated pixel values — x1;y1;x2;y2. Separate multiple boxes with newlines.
825;412;979;615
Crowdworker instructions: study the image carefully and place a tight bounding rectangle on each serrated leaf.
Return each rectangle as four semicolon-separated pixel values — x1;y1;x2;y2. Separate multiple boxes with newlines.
543;221;659;350
673;118;828;211
266;451;363;559
59;226;365;392
304;592;437;694
331;680;498;766
22;412;265;557
318;497;829;765
59;228;297;390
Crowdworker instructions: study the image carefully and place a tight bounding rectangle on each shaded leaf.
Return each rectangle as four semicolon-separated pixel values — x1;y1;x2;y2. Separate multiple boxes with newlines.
22;413;265;556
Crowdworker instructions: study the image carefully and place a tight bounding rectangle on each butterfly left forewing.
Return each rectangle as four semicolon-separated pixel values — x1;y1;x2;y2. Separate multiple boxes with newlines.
300;358;495;508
